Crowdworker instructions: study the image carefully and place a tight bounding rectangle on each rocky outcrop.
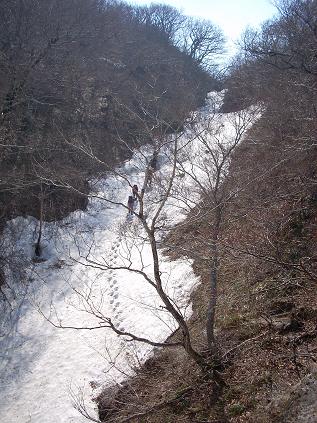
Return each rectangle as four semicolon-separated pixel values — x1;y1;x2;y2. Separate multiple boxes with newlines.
270;366;317;423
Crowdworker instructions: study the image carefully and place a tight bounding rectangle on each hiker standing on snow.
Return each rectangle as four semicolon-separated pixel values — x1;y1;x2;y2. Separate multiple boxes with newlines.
132;184;138;199
127;195;134;215
147;152;158;187
149;152;157;171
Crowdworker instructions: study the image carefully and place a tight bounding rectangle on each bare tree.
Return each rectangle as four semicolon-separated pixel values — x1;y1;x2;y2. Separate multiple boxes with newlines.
243;0;317;76
171;105;261;355
132;3;225;70
181;18;225;68
134;3;185;41
38;94;260;379
35;94;211;371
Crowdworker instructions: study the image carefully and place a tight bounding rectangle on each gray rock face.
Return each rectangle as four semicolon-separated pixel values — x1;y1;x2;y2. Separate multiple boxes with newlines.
270;366;317;423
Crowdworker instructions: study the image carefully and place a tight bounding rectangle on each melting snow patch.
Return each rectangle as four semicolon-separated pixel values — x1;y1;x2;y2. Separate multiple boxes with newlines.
0;93;260;423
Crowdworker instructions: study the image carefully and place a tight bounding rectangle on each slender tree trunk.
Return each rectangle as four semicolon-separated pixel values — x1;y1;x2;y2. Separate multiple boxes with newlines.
206;204;221;355
207;244;218;353
149;232;207;369
35;187;44;257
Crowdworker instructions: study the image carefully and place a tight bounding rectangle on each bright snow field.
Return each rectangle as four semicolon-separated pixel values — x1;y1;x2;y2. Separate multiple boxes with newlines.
0;92;258;423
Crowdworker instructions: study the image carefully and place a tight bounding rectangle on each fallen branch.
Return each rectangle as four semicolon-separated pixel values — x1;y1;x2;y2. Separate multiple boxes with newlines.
108;386;193;423
222;331;269;360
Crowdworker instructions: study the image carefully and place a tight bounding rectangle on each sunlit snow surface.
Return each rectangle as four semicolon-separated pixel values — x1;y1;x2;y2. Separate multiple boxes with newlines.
0;92;260;422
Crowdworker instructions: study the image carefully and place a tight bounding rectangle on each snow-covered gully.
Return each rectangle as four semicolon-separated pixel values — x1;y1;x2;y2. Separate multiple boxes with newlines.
0;94;258;423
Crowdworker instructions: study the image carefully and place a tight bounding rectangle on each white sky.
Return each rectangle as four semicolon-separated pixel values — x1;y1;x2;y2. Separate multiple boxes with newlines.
128;0;278;58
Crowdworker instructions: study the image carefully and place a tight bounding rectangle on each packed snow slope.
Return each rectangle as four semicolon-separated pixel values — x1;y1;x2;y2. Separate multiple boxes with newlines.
0;92;259;423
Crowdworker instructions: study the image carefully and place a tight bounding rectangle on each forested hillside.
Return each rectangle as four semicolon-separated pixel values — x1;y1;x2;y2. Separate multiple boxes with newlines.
0;0;220;226
1;0;317;422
